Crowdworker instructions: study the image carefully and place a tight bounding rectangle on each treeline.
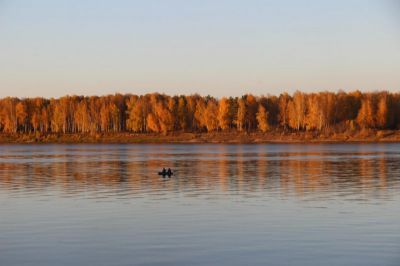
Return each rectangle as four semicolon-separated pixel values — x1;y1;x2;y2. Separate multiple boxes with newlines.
0;91;399;134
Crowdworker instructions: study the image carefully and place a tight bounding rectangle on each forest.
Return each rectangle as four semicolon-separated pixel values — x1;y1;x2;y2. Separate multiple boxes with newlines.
0;91;398;137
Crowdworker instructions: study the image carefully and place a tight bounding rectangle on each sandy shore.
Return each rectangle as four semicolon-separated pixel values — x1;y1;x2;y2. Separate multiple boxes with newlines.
1;130;400;144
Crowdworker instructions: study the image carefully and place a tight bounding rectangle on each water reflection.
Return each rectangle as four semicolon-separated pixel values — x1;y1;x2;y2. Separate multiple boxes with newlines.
1;144;399;266
0;144;399;201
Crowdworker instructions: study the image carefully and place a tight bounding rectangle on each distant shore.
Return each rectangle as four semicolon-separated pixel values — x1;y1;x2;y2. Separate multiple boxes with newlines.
1;130;400;144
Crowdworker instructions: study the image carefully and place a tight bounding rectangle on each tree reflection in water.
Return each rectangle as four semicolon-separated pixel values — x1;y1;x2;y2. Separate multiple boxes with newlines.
0;144;399;201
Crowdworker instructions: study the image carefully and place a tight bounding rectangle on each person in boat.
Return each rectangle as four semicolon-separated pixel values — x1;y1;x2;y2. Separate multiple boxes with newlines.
162;168;167;175
167;168;172;176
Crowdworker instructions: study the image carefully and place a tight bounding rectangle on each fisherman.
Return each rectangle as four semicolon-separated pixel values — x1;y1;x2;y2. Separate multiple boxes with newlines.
167;168;172;176
162;168;167;175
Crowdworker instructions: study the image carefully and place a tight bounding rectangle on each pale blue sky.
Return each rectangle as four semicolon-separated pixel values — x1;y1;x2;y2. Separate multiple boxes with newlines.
0;0;399;98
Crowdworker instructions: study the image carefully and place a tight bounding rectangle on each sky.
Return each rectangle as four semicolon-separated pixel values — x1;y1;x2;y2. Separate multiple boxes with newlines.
0;0;399;98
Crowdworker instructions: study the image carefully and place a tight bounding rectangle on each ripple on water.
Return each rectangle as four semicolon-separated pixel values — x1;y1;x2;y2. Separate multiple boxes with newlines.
0;144;400;266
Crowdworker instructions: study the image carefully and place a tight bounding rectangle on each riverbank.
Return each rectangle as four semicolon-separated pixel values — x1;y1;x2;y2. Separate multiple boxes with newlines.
1;130;400;144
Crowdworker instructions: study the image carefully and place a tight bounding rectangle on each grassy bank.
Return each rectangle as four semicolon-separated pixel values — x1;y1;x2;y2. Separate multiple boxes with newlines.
1;130;400;144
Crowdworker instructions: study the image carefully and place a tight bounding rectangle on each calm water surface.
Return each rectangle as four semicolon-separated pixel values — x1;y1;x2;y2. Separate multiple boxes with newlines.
0;144;399;266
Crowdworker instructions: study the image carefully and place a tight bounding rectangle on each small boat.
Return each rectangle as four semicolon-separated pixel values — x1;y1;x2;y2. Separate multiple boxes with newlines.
158;168;173;177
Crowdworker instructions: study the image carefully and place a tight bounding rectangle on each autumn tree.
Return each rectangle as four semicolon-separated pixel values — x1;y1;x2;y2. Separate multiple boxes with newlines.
204;100;219;131
146;112;160;132
0;98;18;133
288;91;306;130
376;92;389;129
126;96;146;132
218;97;231;130
236;98;246;131
16;101;28;133
256;104;270;132
75;99;90;133
155;101;174;134
278;93;290;130
30;98;49;133
185;95;200;131
177;96;189;131
306;93;321;131
194;97;207;131
244;95;258;131
357;95;375;129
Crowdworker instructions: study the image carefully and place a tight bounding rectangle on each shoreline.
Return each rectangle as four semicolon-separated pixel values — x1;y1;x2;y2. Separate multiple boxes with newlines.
2;130;400;144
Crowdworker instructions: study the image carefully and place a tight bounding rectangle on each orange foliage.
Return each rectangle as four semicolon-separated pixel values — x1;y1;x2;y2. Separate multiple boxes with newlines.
0;91;399;135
